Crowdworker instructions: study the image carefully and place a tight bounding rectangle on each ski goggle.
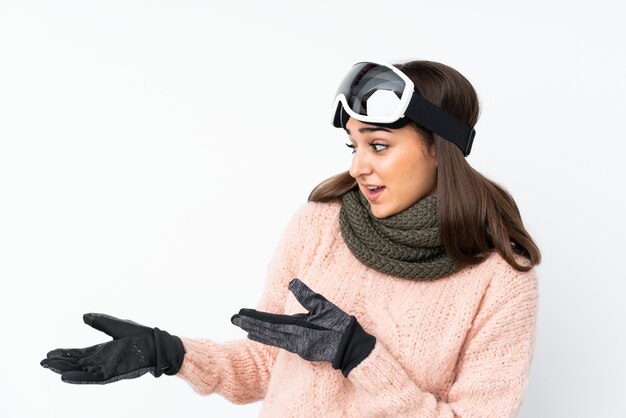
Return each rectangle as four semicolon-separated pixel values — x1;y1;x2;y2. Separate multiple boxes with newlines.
331;61;476;157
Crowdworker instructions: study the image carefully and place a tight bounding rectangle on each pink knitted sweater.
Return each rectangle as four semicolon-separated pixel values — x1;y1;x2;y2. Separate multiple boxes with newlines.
177;199;539;417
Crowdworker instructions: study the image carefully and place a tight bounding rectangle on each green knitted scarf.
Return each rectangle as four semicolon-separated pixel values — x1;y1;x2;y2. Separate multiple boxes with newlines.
339;187;460;280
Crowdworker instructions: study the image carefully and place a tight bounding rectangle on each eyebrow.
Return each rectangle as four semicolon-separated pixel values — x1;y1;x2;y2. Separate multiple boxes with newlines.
345;127;393;136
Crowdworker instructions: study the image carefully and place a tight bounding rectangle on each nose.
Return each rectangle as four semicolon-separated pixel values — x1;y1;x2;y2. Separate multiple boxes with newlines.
349;147;373;179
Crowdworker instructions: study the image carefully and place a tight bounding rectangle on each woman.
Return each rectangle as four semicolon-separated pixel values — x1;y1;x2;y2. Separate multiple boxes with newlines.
41;59;541;417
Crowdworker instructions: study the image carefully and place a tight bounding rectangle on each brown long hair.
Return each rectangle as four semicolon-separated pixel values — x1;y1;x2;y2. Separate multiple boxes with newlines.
308;60;541;272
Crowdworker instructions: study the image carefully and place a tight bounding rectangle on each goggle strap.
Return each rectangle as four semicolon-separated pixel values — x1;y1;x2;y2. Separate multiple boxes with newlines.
405;93;476;157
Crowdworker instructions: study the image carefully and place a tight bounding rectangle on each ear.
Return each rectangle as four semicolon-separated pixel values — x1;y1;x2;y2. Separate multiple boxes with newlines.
427;144;437;162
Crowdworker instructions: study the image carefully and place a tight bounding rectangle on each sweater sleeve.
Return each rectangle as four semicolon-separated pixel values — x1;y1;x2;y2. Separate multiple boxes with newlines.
348;260;539;418
175;202;318;404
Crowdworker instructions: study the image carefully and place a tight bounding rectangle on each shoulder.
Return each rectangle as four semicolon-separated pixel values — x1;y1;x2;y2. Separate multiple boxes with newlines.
478;250;539;306
275;199;343;272
275;199;343;254
286;199;343;234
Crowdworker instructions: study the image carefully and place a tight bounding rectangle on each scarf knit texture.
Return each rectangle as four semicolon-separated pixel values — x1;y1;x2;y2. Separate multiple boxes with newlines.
177;199;539;418
339;187;459;280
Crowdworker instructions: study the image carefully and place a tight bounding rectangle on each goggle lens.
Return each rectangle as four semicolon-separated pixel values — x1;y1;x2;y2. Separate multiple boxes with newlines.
335;63;406;119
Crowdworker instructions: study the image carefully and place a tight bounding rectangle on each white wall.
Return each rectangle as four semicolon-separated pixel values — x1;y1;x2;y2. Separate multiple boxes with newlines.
1;1;624;417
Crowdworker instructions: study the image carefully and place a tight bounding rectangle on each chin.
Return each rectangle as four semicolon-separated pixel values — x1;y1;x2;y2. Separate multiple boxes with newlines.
373;200;414;218
370;205;391;219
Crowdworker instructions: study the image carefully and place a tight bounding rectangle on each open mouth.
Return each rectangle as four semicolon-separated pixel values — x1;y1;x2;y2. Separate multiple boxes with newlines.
365;186;385;200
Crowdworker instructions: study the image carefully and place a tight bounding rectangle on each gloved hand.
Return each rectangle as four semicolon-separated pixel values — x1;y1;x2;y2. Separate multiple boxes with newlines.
40;313;185;384
231;278;376;377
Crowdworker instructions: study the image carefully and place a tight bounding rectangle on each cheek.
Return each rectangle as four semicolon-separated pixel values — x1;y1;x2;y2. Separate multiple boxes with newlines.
387;156;435;192
377;154;413;181
392;156;422;183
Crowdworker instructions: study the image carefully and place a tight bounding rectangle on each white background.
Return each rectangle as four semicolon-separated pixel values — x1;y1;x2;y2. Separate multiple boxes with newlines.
1;1;625;417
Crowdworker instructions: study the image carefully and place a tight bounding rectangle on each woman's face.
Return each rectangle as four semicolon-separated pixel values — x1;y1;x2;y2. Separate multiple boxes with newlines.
345;117;438;219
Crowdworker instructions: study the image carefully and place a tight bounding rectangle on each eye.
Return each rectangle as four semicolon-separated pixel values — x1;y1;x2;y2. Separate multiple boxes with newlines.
346;142;388;154
371;143;387;152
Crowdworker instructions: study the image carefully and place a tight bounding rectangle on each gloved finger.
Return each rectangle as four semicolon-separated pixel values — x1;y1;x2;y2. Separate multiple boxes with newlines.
83;313;152;339
45;343;101;360
233;315;328;344
234;309;304;325
41;357;83;373
232;315;294;337
288;278;338;315
231;314;269;333
233;309;326;330
41;364;64;375
62;366;153;384
61;370;105;384
232;312;326;334
247;329;331;362
245;330;288;350
40;360;65;375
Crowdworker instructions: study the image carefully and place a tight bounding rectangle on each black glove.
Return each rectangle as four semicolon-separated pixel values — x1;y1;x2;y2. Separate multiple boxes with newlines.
40;313;185;384
231;278;376;377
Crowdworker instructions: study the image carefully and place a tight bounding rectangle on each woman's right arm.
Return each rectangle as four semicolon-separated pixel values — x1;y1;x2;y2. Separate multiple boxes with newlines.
175;202;318;404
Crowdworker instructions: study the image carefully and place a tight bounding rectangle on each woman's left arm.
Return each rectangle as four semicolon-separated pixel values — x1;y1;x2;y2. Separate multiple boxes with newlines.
348;267;539;418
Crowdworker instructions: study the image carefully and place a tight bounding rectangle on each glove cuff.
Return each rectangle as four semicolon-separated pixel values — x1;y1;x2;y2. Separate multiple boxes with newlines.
153;328;186;377
331;316;376;378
